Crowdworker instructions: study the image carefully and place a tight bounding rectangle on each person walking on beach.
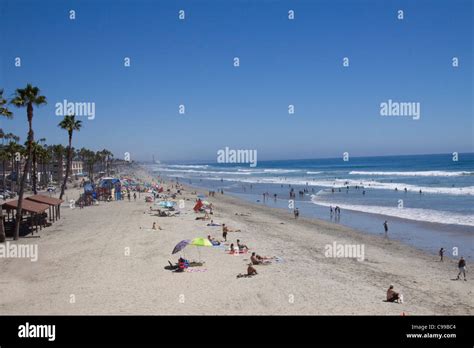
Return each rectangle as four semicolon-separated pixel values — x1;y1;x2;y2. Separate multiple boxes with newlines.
133;192;137;201
456;257;467;281
127;191;131;201
383;220;388;234
439;248;445;262
294;208;299;219
222;224;228;242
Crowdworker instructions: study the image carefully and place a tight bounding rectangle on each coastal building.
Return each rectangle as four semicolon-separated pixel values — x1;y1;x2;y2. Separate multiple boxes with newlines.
51;160;84;182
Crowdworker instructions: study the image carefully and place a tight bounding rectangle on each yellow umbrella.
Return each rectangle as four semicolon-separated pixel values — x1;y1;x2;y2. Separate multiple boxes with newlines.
190;237;212;247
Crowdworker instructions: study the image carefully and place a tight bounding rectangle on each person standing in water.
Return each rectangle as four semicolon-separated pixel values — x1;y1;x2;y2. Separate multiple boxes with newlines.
383;220;388;233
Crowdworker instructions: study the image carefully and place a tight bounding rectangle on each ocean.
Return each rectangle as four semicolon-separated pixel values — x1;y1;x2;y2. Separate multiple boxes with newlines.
149;153;474;259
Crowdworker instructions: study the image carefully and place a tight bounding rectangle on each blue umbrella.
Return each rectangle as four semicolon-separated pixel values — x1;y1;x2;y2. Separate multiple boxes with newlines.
158;201;175;208
172;240;190;254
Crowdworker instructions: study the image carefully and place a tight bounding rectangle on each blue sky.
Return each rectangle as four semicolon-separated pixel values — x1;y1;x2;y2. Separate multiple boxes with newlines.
1;0;472;162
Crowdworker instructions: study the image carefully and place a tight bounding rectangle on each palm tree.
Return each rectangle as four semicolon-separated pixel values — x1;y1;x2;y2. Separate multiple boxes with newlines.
0;132;18;192
51;144;66;185
0;89;13;243
6;141;23;192
30;139;45;194
10;84;47;240
99;149;113;176
39;143;51;187
83;149;98;182
58;115;82;200
0;90;12;119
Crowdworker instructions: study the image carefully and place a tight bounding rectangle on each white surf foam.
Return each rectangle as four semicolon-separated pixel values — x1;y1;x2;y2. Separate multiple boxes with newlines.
310;196;474;226
263;169;301;173
156;168;253;175
167;164;209;169
350;170;473;177
207;176;474;196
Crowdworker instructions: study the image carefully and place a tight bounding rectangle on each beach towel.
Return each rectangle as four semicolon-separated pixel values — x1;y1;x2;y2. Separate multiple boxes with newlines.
213;244;226;250
226;250;248;255
186;268;208;273
274;257;285;263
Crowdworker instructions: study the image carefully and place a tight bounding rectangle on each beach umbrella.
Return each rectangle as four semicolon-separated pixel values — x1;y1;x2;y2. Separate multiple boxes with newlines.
190;237;213;247
172;240;190;254
197;194;206;199
158;201;175;208
190;237;213;262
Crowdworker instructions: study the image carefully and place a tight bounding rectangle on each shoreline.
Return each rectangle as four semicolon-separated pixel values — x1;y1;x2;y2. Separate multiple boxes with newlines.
0;164;472;315
173;177;474;260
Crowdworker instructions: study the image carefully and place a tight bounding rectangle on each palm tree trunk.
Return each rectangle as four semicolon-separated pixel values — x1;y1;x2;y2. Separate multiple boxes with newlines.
0;209;5;243
2;159;6;192
10;158;14;192
60;136;72;200
32;149;37;194
14;104;33;240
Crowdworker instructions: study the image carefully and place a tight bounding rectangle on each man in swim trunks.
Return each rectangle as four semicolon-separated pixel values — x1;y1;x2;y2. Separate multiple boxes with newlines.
237;239;248;251
251;252;261;265
222;224;228;241
247;264;258;276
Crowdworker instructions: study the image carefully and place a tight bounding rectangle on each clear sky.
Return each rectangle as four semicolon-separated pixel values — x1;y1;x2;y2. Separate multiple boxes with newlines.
1;0;472;162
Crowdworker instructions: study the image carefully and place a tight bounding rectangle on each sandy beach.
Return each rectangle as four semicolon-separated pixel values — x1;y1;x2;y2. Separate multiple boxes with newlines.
0;165;472;315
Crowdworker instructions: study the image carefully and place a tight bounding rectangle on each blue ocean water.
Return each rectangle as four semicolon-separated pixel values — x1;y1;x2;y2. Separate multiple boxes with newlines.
150;153;474;259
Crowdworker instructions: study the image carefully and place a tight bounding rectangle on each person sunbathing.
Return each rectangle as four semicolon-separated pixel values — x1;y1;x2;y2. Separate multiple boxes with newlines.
236;239;248;251
206;220;221;226
251;252;271;265
207;235;220;246
386;285;403;303
236;264;258;278
247;264;258;275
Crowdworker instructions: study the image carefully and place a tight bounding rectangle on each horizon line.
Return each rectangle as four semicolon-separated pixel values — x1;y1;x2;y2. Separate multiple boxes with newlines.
138;151;474;165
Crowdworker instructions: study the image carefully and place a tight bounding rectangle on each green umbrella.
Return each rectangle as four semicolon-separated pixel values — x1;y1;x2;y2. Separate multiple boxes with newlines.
190;237;213;247
190;237;213;261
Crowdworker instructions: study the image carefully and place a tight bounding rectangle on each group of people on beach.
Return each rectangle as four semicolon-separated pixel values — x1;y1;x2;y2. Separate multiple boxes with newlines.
439;248;467;281
151;176;468;308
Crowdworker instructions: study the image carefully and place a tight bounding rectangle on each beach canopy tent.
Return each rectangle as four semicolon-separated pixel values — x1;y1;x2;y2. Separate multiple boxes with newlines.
2;199;50;234
84;182;95;194
26;194;64;221
98;177;122;200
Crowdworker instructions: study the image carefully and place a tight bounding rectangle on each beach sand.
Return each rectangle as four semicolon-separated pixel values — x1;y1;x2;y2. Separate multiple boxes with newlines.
0;166;472;315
